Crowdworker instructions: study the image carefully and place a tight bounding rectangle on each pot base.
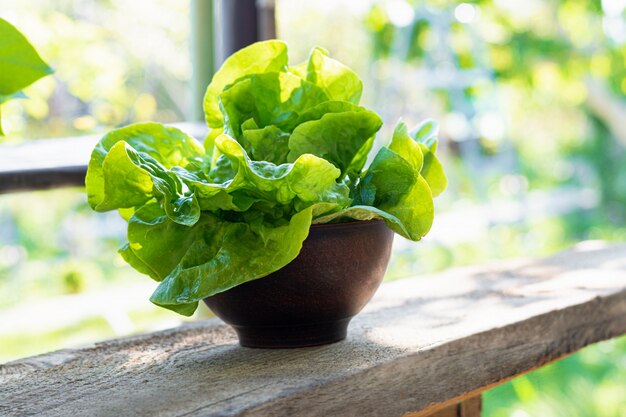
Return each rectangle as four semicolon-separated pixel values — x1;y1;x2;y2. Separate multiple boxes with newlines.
232;318;352;348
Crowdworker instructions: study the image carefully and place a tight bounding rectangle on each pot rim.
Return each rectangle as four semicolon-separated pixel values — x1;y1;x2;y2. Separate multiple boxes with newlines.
309;218;384;230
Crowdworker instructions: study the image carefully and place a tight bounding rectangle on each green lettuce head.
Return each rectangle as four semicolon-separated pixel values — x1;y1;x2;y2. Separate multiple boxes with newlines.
85;40;447;316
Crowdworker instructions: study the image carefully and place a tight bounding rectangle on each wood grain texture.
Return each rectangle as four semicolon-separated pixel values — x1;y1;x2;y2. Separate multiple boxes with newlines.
1;242;626;417
0;122;207;193
408;396;481;417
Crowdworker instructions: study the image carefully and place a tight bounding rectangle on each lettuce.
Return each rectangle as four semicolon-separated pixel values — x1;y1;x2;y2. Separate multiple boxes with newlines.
85;40;447;316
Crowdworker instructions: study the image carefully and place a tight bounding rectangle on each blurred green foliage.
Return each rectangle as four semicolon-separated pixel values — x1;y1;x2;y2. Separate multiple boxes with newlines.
484;335;626;417
363;0;626;208
0;0;190;140
362;0;626;415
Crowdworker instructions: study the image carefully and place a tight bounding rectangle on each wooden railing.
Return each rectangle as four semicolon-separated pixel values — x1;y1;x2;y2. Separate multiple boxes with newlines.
2;242;625;416
0;122;207;194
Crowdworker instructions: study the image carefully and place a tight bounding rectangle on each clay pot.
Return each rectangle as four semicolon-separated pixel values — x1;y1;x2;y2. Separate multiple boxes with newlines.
203;219;394;348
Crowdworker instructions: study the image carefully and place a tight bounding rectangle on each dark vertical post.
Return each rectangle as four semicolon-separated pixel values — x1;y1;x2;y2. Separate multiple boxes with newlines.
220;0;259;59
191;0;215;121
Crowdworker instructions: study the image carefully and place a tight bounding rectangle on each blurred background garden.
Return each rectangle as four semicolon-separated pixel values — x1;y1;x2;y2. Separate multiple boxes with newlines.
0;0;625;415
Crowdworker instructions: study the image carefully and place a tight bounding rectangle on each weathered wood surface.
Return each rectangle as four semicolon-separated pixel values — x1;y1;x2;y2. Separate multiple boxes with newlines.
0;122;207;193
1;242;626;417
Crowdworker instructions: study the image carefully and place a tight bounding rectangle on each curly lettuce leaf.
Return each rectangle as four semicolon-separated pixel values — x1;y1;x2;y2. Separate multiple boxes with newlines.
287;110;382;176
203;40;288;128
85;123;205;225
219;71;329;137
389;120;424;172
93;141;155;210
410;118;439;150
241;123;290;164
346;136;375;181
356;147;434;240
408;119;447;197
150;206;315;316
304;47;363;104
418;143;447;197
215;134;349;207
312;205;409;236
294;100;363;125
120;203;208;281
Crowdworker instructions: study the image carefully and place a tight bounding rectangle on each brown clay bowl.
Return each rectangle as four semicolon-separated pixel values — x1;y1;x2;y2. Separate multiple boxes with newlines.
203;219;394;348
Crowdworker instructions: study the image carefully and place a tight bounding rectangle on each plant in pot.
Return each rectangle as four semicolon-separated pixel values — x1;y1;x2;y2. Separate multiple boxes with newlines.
85;40;447;348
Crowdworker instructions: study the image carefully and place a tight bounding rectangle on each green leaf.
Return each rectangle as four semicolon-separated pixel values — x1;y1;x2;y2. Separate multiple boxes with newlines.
293;101;379;179
358;147;434;240
216;135;349;207
288;61;307;78
241;124;291;164
287;109;382;176
389;120;424;172
219;71;328;137
346;136;375;180
0;18;53;96
163;133;349;215
407;119;447;197
305;47;363;104
390;119;447;197
203;40;288;128
295;100;363;125
312;205;409;236
417;143;447;197
119;242;158;278
203;127;223;157
120;203;208;282
86;123;205;225
93;141;155;210
172;167;242;212
410;118;439;151
150;206;315;316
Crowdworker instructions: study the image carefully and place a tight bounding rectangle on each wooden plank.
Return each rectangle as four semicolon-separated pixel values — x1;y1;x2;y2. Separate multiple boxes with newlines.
0;122;207;193
409;396;481;417
1;242;625;417
460;397;482;417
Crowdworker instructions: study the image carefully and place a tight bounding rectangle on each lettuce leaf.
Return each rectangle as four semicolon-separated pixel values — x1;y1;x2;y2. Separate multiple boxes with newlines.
215;135;349;208
150;206;315;316
120;202;208;281
357;147;433;240
86;123;205;226
219;71;329;138
304;47;363;104
203;40;288;128
241;122;290;164
287;110;382;176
